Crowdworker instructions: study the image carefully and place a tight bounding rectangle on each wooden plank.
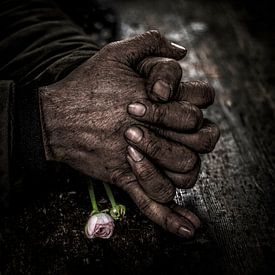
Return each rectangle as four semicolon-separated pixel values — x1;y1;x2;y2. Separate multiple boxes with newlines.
117;0;275;274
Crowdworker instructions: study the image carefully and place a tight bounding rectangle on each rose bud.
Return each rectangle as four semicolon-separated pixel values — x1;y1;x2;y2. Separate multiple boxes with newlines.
85;212;115;239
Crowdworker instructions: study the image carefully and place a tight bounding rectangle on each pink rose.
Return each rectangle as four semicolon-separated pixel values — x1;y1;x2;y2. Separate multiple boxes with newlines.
85;213;115;239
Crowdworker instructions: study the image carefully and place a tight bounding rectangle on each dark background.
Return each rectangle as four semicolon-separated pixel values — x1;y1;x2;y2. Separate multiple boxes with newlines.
1;0;274;274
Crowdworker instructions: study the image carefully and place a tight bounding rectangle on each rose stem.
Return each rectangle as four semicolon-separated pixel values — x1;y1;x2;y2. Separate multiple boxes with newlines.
88;179;99;213
103;182;117;208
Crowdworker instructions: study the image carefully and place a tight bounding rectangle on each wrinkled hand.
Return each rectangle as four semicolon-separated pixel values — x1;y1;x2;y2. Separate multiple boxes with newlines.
39;31;219;238
127;56;220;190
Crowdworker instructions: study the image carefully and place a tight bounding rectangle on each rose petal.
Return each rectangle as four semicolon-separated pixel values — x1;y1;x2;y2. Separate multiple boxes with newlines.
85;213;114;239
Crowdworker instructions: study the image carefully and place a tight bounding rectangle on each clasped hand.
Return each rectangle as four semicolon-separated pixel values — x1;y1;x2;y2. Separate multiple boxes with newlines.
39;30;220;237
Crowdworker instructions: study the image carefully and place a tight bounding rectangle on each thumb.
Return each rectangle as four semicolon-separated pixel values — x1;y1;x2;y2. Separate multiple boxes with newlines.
103;30;187;65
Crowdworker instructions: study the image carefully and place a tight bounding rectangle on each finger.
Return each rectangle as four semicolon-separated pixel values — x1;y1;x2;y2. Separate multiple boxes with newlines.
110;168;198;238
126;146;175;203
164;159;201;189
137;57;182;101
103;30;187;65
153;119;220;153
176;81;215;108
124;125;199;173
127;99;203;131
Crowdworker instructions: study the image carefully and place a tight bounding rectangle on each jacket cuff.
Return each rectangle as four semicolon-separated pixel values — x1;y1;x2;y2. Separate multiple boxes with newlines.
12;85;47;179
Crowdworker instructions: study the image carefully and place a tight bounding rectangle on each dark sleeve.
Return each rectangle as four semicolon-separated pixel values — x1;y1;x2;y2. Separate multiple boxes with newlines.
0;0;100;209
0;0;99;86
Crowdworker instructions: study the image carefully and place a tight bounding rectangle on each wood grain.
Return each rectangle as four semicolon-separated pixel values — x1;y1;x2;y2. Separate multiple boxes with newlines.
117;0;274;274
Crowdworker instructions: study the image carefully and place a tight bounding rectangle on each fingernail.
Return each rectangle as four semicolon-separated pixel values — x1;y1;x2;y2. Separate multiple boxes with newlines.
128;103;146;117
178;226;194;238
125;127;143;143
171;42;187;53
152;80;171;101
127;146;144;162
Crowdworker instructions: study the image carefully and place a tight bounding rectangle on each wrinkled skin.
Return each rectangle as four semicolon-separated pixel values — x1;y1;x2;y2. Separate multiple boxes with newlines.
39;31;220;238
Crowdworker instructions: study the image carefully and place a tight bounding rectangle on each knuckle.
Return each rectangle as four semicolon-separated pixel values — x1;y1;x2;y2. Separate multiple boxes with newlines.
138;197;152;214
137;57;153;75
147;30;165;52
184;171;199;188
110;167;136;191
170;161;200;188
152;104;168;124
200;123;220;153
110;168;124;185
153;126;165;137
159;58;180;69
156;185;176;203
198;81;215;105
163;213;178;233
145;138;162;158
182;152;199;172
189;105;203;129
163;214;170;231
155;59;182;79
166;59;182;74
141;30;163;50
147;30;162;40
138;166;156;182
